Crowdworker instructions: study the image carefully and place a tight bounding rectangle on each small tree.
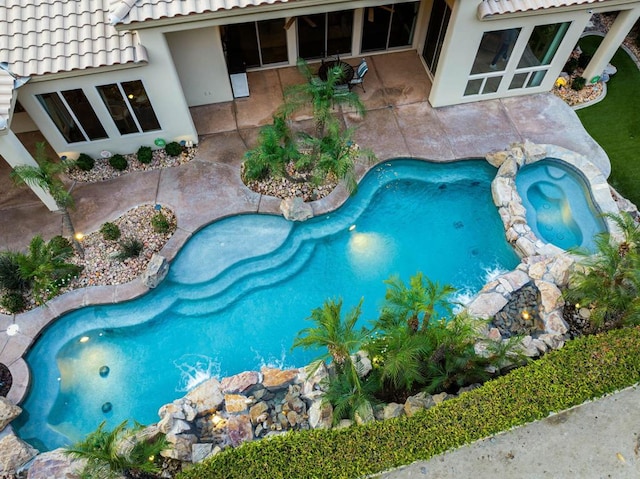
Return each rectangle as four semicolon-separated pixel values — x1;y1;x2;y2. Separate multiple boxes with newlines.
10;143;83;256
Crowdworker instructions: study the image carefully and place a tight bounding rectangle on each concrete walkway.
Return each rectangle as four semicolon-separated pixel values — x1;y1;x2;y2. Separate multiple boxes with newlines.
379;385;640;478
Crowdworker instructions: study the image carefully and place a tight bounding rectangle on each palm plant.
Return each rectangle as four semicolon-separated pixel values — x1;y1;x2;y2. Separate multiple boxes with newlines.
281;59;365;139
15;235;82;304
10;142;83;256
243;114;300;182
321;365;379;424
564;212;640;331
381;272;457;332
292;298;369;368
65;420;167;479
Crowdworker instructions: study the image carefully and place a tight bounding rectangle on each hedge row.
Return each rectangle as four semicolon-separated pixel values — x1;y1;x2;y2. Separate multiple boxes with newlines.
178;327;640;479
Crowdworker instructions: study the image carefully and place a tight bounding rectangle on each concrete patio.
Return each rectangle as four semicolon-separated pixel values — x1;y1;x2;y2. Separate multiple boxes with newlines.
0;49;633;477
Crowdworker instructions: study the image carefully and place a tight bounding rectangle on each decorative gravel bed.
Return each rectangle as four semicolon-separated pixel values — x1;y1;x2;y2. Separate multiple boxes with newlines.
67;147;197;183
0;204;177;314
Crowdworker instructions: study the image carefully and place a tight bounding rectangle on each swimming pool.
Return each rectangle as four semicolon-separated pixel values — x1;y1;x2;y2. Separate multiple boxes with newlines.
15;159;520;450
515;159;606;252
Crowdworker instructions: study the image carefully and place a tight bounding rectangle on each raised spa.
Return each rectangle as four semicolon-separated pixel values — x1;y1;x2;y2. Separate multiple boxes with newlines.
515;159;606;252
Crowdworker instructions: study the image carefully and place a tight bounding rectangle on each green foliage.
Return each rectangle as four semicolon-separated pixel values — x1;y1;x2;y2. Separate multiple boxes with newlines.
243;115;299;181
137;146;153;164
100;222;121;241
15;235;82;303
65;420;167;479
10;142;83;256
577;35;640;207
0;252;28;292
115;238;143;261
323;365;379;424
165;141;183;157
178;327;640;479
564;212;640;331
47;235;74;257
75;153;95;171
0;291;26;314
151;212;170;234
292;298;369;367
109;154;128;171
571;76;586;91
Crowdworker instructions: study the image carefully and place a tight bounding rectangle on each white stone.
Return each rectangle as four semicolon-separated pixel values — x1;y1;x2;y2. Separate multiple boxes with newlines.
537;281;564;313
280;196;313;222
308;399;333;429
0;432;38;476
27;448;86;479
497;157;518;178
467;292;508;318
0;397;21;432
142;253;169;288
485;150;510;168
491;177;513;207
522;140;547;162
543;310;569;335
185;377;225;416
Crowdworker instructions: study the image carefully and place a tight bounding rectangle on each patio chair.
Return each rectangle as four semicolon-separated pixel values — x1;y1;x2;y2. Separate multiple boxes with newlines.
349;59;368;92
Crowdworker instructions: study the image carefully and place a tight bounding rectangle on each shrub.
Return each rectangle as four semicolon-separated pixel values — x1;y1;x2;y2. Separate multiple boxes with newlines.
137;146;153;164
0;252;28;292
563;58;579;75
571;76;586;91
47;235;74;257
178;327;640;479
151;212;170;234
75;153;95;171
100;222;121;241
109;154;128;171
164;141;183;157
115;238;143;261
0;291;26;314
15;235;81;303
577;53;592;69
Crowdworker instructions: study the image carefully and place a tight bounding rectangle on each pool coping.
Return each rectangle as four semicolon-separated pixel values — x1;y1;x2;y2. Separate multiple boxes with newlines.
0;142;621;406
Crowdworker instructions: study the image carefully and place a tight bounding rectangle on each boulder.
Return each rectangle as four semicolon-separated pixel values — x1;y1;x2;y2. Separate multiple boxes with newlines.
354;401;375;425
162;433;197;462
0;432;38;476
225;394;250;414
27;448;86;479
308;399;333;429
226;415;254;447
280;197;313;222
0;397;21;431
467;292;508;319
261;367;299;391
383;402;404;420
249;401;269;425
185;378;225;416
335;419;353;429
142;254;169;288
485;150;510;168
301;362;329;400
191;443;213;464
220;371;260;394
404;392;435;417
352;351;372;378
522;140;547;162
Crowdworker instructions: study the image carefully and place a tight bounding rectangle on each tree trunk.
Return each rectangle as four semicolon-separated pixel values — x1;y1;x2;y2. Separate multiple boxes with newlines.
61;208;84;258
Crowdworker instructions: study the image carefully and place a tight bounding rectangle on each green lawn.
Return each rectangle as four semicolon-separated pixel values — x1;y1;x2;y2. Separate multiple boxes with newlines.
576;35;640;207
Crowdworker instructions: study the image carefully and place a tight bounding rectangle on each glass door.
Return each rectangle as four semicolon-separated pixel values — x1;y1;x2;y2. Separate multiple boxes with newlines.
422;0;451;74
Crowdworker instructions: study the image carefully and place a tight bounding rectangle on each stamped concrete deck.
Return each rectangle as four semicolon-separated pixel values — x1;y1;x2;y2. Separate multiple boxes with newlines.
0;50;629;475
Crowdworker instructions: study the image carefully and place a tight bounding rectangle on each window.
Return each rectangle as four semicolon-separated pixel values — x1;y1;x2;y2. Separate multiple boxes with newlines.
297;11;353;59
422;0;451;75
514;22;570;88
97;80;160;135
222;19;288;72
362;2;419;53
37;90;107;143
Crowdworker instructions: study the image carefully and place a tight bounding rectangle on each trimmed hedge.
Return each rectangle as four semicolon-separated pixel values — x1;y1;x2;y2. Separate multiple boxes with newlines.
178;327;640;479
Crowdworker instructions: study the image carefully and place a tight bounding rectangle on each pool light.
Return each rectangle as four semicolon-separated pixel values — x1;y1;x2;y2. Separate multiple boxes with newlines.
79;336;90;343
349;224;356;231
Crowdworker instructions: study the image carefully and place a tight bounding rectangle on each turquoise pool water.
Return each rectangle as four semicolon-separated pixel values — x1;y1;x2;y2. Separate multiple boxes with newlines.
15;159;520;450
515;159;606;252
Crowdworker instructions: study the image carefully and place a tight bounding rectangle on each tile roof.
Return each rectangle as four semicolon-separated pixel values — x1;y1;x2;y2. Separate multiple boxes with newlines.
0;70;14;130
0;0;144;78
110;0;293;25
478;0;608;18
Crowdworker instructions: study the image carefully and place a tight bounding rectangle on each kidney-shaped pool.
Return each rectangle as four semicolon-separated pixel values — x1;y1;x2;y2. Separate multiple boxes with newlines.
15;159;521;450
